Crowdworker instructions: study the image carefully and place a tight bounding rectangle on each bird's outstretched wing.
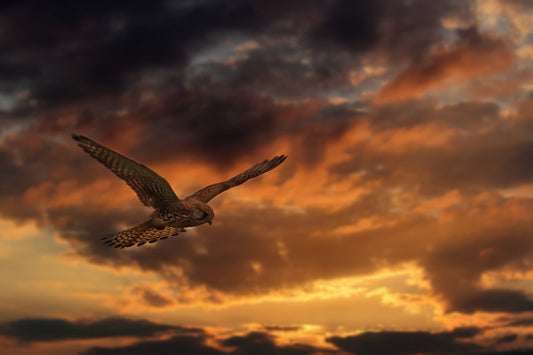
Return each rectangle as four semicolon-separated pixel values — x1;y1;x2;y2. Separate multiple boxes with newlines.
187;155;287;203
102;221;181;248
73;134;184;210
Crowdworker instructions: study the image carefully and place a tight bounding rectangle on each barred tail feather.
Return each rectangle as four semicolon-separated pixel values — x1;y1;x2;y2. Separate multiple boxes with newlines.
101;221;181;248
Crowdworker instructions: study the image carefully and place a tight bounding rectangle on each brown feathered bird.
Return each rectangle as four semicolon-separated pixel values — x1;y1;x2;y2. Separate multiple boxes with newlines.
73;135;286;248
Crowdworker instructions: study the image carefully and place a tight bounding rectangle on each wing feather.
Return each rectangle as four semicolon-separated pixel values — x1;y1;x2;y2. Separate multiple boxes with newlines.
101;221;181;248
73;134;183;210
187;155;287;203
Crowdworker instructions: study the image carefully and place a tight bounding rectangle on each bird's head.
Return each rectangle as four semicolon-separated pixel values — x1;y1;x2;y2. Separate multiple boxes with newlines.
189;201;215;226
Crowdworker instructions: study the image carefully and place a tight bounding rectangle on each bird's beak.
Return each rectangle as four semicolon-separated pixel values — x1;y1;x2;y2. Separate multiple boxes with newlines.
208;220;212;226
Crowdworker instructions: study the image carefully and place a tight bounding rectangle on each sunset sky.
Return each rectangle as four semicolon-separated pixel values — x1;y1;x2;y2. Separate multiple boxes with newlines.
1;0;533;354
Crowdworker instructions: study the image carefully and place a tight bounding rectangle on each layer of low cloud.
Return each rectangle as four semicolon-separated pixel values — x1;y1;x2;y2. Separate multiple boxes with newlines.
3;317;532;355
0;317;200;342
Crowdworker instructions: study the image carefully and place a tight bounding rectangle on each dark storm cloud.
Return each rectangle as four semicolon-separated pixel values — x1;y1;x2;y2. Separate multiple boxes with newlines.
0;317;199;342
187;44;359;99
310;0;381;54
186;0;475;100
0;0;275;104
82;335;225;355
0;0;476;110
128;91;282;167
1;0;171;102
310;0;472;60
0;0;310;106
327;327;482;355
130;84;359;168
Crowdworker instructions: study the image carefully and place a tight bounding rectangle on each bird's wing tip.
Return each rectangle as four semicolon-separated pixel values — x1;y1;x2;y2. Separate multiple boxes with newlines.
72;133;90;142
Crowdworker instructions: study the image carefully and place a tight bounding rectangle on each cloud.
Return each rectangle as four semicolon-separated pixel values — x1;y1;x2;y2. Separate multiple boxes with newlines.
82;334;225;355
332;100;533;197
262;325;303;332
0;0;477;114
310;0;472;60
134;287;174;308
500;0;533;9
451;289;533;314
186;43;359;100
182;0;478;101
506;318;533;327
0;0;290;105
55;192;533;316
3;316;533;355
76;326;331;355
60;200;419;297
496;333;518;344
0;317;199;342
327;327;482;355
376;27;515;103
220;331;325;355
82;331;327;355
474;351;533;355
0;148;41;222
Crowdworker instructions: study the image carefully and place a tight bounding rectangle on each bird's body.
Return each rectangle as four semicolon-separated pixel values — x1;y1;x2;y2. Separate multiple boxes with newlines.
72;135;286;248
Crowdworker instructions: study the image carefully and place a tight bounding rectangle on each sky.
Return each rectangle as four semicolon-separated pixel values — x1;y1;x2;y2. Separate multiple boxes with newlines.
1;0;533;354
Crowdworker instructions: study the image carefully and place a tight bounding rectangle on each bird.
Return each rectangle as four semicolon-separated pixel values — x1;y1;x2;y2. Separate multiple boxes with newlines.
72;134;287;248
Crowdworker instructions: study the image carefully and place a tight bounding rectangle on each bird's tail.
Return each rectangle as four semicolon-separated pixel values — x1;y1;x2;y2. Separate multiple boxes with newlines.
101;221;181;248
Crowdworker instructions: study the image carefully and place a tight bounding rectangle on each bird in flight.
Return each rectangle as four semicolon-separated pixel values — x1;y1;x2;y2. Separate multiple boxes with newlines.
73;135;286;248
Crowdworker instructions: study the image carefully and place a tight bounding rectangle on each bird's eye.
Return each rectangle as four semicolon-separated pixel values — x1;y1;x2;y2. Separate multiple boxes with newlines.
193;209;208;220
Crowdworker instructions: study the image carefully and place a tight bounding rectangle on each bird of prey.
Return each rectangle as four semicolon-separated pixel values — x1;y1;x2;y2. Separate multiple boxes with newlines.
73;135;286;248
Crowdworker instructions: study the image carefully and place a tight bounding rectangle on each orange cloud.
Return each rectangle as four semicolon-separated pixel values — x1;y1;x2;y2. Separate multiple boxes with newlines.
368;122;456;153
375;28;515;103
465;69;533;101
